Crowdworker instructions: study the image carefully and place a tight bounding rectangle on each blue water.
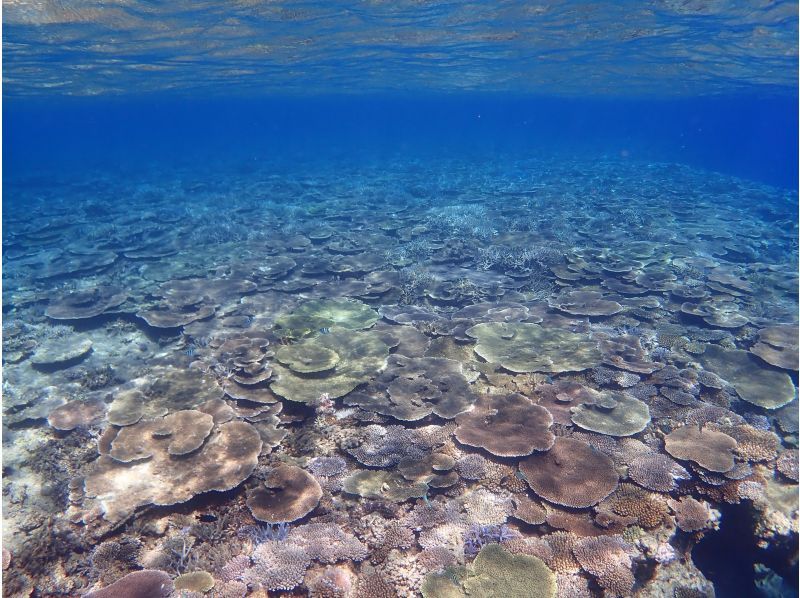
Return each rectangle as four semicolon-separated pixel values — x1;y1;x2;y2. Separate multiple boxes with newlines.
2;2;799;598
4;94;799;190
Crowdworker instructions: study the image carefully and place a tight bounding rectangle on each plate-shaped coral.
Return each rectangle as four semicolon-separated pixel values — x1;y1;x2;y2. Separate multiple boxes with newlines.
520;437;618;508
345;355;476;421
84;420;262;523
106;365;224;425
246;465;322;523
31;335;93;367
45;286;128;320
570;391;651;437
275;298;379;339
697;345;795;409
270;329;390;403
750;325;798;371
550;290;623;317
466;322;601;373
680;301;749;328
275;343;340;373
342;469;428;502
421;544;556;598
455;392;554;456
47;397;107;431
664;425;737;473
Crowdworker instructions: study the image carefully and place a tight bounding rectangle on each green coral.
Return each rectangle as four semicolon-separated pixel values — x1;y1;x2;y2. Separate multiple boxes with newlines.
422;570;467;598
341;469;428;502
174;571;214;592
422;544;557;598
697;345;795;409
275;343;340;373
270;329;390;403
570;391;651;436
275;298;379;339
466;322;600;373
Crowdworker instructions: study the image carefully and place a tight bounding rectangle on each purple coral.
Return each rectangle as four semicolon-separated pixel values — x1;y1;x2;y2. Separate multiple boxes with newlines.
463;524;519;557
244;542;311;591
238;522;290;544
346;424;432;468
219;554;251;582
307;455;348;477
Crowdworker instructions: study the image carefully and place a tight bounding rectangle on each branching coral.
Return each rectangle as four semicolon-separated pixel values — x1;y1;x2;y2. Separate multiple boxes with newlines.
463;524;519;557
572;535;636;597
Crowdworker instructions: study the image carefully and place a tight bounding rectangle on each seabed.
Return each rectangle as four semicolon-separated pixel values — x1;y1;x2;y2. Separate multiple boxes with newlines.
2;155;798;597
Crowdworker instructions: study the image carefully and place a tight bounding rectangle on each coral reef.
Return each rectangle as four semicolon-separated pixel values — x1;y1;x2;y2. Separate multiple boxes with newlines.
3;157;797;597
84;570;173;598
246;465;323;523
454;392;554;457
520;437;619;508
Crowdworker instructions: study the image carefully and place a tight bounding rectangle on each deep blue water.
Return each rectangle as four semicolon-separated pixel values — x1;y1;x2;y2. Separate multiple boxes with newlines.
4;94;799;191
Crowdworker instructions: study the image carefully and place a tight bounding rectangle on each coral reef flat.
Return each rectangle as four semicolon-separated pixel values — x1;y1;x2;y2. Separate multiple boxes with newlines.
2;155;798;597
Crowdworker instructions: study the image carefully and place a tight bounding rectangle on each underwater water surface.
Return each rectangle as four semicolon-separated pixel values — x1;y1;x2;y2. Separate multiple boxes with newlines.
2;2;799;598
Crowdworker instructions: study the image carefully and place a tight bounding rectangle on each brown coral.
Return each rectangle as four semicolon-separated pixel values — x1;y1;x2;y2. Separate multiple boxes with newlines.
47;397;106;431
157;410;215;455
398;453;457;488
713;424;781;462
627;452;689;492
106;422;166;463
668;497;714;532
601;483;669;529
550;290;623;317
455;392;554;457
572;535;635;597
350;355;477;421
246;465;322;523
664;425;737;473
289;522;369;563
244;542;311;591
45;286;127;320
355;572;398;598
534;380;586;426
137;298;216;328
776;449;799;482
750;325;798;371
456;453;489;480
519;437;619;508
417;546;457;572
307;566;355;598
108;410;214;461
599;334;663;374
546;507;613;537
543;531;580;573
84;420;262;523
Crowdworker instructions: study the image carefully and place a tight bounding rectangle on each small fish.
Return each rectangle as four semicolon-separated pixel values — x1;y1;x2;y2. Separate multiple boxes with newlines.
319;327;331;334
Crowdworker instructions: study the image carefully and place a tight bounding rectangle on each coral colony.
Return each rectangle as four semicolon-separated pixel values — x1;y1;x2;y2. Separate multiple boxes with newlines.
2;156;798;597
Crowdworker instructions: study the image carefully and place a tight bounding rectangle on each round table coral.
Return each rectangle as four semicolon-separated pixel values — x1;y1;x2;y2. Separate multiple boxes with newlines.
246;465;323;523
519;437;619;508
276;343;341;373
